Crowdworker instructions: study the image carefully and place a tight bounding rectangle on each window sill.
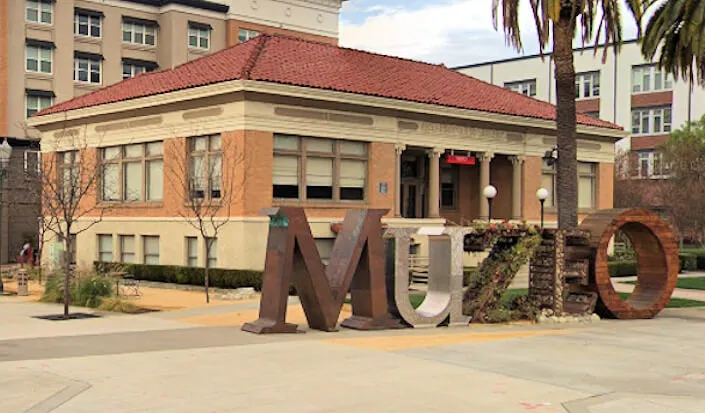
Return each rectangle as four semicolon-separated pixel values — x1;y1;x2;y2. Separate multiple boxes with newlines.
122;43;157;52
183;199;223;207
273;199;367;209
99;202;163;209
188;47;210;55
630;90;673;96
74;82;102;90
26;72;53;80
26;22;54;31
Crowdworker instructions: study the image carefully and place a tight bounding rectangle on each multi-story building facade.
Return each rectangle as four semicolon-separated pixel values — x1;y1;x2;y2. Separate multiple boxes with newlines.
454;40;705;184
28;35;624;271
0;0;343;262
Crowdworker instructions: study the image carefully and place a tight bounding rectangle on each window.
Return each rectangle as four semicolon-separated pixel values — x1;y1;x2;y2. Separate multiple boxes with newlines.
24;150;41;174
98;234;113;262
637;151;669;178
26;0;52;24
188;22;210;49
59;151;79;198
505;80;537;97
631;107;672;135
120;235;135;263
101;142;163;202
74;10;102;37
26;44;53;74
273;135;368;201
541;160;596;209
238;29;260;43
189;135;222;200
440;164;458;208
584;111;600;118
25;90;53;118
206;238;217;268
186;237;198;267
74;55;101;84
122;19;157;46
632;65;673;93
575;71;600;99
122;59;157;80
143;236;159;265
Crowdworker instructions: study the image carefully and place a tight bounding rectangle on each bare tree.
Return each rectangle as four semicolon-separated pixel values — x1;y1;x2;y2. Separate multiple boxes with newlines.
165;134;244;303
39;126;108;317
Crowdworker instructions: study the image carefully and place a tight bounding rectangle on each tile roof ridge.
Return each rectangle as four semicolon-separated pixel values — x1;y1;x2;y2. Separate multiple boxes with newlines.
239;34;270;79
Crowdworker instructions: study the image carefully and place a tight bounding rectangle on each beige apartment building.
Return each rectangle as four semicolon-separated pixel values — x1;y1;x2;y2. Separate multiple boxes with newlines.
0;0;342;263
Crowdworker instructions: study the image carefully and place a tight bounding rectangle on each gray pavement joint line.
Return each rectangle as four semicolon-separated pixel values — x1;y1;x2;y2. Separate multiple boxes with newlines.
561;391;617;413
24;373;91;413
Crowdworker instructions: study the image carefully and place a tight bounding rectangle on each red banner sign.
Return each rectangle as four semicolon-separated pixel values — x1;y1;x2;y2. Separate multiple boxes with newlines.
445;154;476;165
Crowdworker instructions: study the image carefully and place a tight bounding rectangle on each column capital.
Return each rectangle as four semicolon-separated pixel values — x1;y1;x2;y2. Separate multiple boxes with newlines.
509;155;525;166
427;147;444;158
478;152;495;162
394;143;406;155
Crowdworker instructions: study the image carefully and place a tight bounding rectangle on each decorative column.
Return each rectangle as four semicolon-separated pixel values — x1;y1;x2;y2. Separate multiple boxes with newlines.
478;152;494;220
509;155;525;220
394;144;406;217
427;148;443;218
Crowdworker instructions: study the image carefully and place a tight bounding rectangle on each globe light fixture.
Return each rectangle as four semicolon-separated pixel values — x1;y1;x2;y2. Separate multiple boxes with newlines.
483;185;497;222
536;187;549;229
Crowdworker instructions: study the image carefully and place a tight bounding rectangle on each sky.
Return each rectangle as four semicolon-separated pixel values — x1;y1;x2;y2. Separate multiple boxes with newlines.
338;0;641;68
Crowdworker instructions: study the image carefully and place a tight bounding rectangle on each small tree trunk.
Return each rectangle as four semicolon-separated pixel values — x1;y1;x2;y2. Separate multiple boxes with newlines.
553;18;579;230
63;235;72;317
204;237;210;304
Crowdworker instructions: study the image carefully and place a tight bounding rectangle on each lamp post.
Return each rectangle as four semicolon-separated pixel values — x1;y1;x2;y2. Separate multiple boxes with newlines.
483;185;497;222
536;188;549;229
0;139;13;293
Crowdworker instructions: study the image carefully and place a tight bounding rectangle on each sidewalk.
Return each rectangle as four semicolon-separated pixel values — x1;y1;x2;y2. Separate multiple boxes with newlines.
613;273;705;301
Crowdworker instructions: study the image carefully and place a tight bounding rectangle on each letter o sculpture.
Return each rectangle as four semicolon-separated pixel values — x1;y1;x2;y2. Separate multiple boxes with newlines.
580;208;679;319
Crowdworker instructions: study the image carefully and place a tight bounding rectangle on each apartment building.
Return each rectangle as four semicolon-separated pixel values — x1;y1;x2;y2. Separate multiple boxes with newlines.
454;41;705;182
28;35;623;271
0;0;342;263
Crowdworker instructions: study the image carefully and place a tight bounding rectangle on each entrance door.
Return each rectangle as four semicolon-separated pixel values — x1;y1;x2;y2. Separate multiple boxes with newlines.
400;153;427;219
402;183;417;218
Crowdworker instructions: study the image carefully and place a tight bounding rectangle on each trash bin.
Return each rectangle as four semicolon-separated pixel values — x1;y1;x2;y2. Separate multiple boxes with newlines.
17;269;28;296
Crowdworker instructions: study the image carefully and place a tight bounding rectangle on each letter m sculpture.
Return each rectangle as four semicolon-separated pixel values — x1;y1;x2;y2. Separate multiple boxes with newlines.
242;207;400;334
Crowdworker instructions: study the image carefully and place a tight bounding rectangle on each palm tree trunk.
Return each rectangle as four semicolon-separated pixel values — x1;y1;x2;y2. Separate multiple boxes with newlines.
553;18;579;229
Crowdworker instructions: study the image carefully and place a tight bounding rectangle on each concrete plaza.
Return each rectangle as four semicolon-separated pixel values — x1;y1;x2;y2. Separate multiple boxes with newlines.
1;295;705;413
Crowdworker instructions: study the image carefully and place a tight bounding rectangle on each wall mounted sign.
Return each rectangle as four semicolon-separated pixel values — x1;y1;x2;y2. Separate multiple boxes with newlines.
378;182;388;195
445;154;476;165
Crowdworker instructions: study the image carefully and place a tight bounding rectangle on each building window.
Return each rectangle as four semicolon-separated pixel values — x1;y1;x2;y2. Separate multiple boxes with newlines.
273;135;368;201
101;142;163;202
238;29;260;43
74;56;101;84
122;20;157;46
120;235;135;263
189;135;222;200
98;234;113;262
24;150;41;174
26;44;52;74
584;111;600;118
631;107;672;135
74;10;102;38
26;0;52;24
188;23;210;49
186;237;198;267
541;161;596;209
440;164;458;208
632;65;673;93
121;59;157;80
575;71;600;99
206;238;217;268
504;80;537;97
637;150;669;178
59;151;79;198
143;236;159;265
25;91;53;118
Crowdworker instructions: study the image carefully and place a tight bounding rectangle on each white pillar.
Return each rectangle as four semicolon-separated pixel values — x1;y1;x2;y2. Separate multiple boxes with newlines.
509;155;525;220
394;144;406;217
479;152;494;220
427;148;443;218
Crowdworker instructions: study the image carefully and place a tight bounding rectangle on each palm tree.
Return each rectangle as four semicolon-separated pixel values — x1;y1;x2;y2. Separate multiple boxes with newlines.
492;0;644;228
642;0;705;85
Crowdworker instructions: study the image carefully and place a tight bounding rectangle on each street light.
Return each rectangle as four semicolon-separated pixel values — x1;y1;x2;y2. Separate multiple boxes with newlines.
0;139;12;293
483;185;497;222
536;187;549;229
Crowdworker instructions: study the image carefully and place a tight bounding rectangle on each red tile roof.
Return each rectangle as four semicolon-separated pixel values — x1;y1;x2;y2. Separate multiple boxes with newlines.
36;35;622;130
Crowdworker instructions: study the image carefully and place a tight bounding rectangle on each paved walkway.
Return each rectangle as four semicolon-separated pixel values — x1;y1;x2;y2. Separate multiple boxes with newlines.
1;295;705;412
613;273;705;301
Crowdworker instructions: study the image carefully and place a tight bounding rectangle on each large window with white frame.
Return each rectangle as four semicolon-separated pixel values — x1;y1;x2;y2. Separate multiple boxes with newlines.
637;150;669;179
101;142;163;202
74;9;102;38
26;43;53;74
26;0;52;24
98;234;113;262
142;236;160;265
188;22;210;50
206;238;217;268
440;163;458;209
120;235;135;263
25;90;53;118
575;71;600;99
74;54;102;84
186;237;198;267
189;135;222;200
541;161;597;209
122;18;157;46
631;107;672;135
59;151;79;198
504;79;537;97
238;28;260;43
273;135;368;201
121;59;157;80
632;65;673;93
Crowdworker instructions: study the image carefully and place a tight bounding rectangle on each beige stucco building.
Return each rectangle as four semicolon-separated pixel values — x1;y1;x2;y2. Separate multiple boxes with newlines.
28;35;625;272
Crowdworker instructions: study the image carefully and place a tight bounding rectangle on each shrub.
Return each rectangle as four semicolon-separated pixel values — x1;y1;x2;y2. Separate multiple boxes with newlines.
98;297;142;314
40;273;114;308
679;253;697;272
608;260;637;277
463;267;479;287
94;262;264;290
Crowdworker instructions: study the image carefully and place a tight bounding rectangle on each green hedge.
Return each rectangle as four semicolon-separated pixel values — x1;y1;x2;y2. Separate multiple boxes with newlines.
94;262;264;290
679;253;697;272
608;260;637;277
463;267;479;287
